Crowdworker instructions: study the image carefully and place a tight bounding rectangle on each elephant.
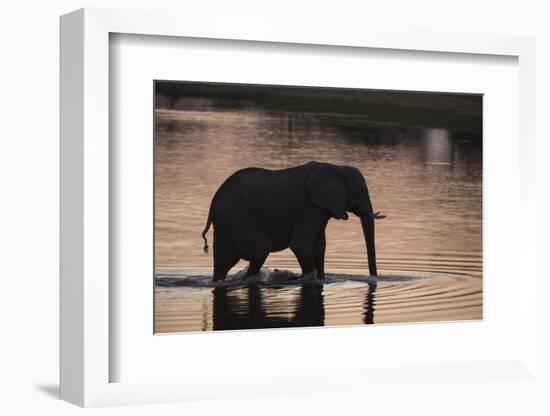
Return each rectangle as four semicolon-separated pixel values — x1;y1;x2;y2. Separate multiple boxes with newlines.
201;161;385;281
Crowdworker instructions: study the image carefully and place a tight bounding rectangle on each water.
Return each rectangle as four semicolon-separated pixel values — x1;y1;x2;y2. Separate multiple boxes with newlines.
154;106;482;333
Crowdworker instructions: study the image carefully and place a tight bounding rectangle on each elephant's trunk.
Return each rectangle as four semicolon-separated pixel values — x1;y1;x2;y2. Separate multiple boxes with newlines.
361;215;378;277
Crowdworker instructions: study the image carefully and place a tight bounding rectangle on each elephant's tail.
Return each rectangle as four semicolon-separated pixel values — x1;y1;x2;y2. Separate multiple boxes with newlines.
201;204;214;253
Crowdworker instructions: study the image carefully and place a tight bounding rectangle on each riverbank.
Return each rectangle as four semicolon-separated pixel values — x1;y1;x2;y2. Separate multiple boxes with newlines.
155;81;482;134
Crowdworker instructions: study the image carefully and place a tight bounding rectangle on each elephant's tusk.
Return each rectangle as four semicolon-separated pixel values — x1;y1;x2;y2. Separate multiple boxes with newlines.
372;212;386;219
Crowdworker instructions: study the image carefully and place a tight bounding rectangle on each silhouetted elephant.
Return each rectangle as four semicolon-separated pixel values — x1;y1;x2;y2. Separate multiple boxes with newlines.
201;161;385;281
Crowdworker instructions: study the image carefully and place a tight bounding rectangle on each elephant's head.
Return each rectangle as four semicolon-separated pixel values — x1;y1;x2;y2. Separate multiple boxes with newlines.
306;163;385;276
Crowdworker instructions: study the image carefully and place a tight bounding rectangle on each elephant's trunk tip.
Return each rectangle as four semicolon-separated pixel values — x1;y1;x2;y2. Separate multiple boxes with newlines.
372;211;386;220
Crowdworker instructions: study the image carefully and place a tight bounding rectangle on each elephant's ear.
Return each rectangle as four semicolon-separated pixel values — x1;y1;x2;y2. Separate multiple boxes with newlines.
306;165;349;220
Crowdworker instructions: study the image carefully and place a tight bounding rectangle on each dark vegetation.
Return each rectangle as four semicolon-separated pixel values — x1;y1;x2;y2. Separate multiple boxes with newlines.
155;81;482;139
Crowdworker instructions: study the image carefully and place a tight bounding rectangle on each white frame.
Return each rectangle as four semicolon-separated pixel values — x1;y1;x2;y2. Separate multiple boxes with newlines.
60;8;537;407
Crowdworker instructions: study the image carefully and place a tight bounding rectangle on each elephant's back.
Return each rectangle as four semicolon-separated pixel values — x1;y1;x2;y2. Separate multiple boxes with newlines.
233;167;305;198
212;166;309;248
211;167;274;216
211;163;316;207
216;167;271;196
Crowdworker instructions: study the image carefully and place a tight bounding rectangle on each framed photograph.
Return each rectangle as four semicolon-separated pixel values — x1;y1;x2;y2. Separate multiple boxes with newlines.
60;8;538;408
153;81;483;334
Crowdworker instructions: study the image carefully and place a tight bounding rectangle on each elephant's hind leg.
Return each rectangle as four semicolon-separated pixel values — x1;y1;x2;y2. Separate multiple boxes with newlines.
213;227;240;282
245;253;268;277
213;261;239;282
214;201;272;279
220;208;271;278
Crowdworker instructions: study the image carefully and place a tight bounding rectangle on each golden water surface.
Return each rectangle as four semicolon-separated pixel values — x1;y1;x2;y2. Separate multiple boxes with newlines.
154;107;482;333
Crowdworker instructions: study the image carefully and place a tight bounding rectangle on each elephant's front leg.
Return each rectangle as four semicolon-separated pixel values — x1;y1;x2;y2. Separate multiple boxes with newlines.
313;231;326;280
294;252;316;279
290;240;316;279
290;217;325;280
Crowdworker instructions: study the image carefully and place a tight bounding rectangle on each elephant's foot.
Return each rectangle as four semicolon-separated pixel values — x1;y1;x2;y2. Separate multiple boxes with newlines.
245;256;267;278
213;258;239;282
302;270;318;281
212;266;231;282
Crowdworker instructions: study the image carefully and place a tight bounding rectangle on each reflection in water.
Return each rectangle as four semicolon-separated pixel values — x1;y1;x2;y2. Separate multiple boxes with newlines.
422;128;453;166
213;284;325;330
210;281;379;330
154;105;482;332
363;283;377;325
155;275;482;333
